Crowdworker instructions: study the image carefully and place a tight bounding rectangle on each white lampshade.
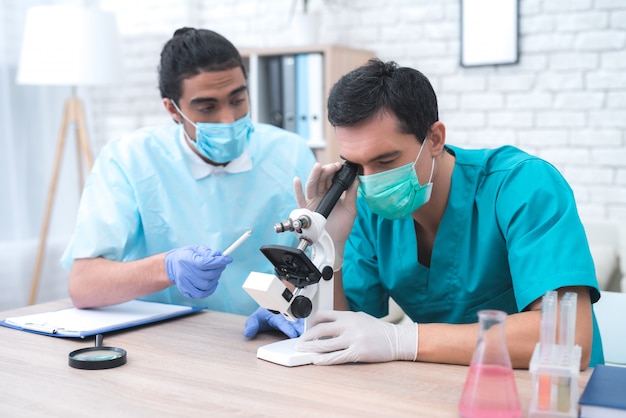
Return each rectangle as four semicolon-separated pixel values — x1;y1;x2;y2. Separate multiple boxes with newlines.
17;5;122;86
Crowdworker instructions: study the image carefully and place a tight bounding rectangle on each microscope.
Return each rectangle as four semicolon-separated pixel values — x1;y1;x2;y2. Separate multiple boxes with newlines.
242;161;357;366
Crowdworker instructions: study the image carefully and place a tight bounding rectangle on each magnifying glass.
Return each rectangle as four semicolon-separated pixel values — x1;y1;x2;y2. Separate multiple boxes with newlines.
68;334;127;370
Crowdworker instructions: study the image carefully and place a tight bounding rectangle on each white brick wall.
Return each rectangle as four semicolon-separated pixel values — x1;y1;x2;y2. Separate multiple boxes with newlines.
89;0;626;220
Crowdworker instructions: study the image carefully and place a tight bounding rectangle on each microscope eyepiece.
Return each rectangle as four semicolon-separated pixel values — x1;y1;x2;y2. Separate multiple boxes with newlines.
315;161;358;219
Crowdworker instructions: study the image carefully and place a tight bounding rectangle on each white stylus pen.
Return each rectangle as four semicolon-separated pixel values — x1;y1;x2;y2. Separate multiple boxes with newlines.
223;229;252;256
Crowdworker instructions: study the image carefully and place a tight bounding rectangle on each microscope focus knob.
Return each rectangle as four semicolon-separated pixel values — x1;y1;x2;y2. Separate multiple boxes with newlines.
321;266;333;281
291;295;313;319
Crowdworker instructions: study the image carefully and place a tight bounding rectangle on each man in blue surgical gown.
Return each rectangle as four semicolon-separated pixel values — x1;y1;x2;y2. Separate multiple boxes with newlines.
293;59;603;369
61;28;315;337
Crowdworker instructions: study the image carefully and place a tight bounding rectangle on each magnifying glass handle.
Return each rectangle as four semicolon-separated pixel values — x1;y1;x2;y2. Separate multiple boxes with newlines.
95;334;103;348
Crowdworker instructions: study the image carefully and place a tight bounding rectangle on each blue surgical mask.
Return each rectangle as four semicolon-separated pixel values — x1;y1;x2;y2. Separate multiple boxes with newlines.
171;100;254;163
358;141;434;220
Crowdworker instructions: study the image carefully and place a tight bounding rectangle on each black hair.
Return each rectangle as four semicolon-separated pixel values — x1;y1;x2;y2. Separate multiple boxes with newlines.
327;58;438;143
158;27;247;102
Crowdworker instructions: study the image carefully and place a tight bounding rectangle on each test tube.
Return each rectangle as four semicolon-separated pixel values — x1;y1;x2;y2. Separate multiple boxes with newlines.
558;292;577;350
556;292;577;413
538;290;558;411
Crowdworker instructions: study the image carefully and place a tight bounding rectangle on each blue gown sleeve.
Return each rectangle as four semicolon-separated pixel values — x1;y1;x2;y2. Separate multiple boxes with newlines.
61;143;143;269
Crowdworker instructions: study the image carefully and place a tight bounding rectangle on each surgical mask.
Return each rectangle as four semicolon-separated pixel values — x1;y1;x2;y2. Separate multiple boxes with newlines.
171;100;254;163
358;141;434;220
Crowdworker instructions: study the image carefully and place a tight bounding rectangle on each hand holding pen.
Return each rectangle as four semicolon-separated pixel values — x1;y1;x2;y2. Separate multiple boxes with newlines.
164;230;252;298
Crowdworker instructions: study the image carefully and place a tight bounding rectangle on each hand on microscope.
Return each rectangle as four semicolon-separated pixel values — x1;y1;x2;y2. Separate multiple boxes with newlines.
294;161;359;270
165;245;233;298
244;307;304;339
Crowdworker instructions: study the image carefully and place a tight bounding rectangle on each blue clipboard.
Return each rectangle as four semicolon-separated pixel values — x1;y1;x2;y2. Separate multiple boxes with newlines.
0;300;206;338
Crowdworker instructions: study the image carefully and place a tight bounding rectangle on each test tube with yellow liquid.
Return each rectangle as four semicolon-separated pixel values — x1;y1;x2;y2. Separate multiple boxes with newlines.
529;291;581;417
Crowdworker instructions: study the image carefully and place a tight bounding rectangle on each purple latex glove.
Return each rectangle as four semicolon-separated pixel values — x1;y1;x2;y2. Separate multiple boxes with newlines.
244;307;304;339
165;245;233;298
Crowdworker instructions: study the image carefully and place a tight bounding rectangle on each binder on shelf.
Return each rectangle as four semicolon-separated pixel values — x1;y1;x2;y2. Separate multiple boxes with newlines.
295;53;310;140
246;54;261;124
307;53;325;149
281;54;297;133
266;55;283;128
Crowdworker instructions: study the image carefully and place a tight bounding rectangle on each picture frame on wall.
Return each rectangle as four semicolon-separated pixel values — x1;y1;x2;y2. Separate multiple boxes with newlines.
460;0;519;67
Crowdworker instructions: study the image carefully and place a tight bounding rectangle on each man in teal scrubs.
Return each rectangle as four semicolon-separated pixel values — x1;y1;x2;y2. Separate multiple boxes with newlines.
295;59;603;368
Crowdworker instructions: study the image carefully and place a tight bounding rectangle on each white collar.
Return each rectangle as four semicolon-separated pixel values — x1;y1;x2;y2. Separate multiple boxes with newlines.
178;128;252;179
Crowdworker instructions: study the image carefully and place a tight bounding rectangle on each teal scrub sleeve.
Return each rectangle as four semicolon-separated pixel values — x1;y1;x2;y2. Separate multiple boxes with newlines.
494;158;600;311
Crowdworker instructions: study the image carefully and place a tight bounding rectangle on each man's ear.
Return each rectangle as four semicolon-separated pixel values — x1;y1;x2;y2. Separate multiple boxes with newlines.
163;98;181;124
428;121;446;157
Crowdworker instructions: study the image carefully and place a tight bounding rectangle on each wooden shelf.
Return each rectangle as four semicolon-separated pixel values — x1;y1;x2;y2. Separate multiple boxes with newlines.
240;45;374;164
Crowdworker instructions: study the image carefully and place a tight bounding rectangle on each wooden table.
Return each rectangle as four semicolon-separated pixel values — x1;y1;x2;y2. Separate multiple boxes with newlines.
0;300;590;417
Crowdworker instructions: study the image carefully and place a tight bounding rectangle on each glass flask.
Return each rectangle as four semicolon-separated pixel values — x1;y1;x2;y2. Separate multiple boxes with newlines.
458;310;522;418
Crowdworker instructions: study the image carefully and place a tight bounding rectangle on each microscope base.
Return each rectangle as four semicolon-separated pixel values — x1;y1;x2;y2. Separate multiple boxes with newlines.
257;338;315;367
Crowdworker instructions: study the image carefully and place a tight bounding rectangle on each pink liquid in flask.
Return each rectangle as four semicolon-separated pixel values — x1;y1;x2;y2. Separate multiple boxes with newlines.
458;363;522;418
459;310;521;418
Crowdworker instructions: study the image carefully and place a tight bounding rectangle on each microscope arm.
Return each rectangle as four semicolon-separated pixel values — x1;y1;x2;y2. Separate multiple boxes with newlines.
243;162;357;324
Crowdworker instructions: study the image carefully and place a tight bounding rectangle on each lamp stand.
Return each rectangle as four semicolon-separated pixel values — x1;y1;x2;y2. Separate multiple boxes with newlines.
29;87;93;305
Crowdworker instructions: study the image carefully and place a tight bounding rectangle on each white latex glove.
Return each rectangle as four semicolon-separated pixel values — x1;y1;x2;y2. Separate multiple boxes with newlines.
294;310;418;365
294;162;359;270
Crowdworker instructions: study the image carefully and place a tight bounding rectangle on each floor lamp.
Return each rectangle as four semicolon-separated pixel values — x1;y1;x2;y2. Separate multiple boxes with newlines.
16;5;122;305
